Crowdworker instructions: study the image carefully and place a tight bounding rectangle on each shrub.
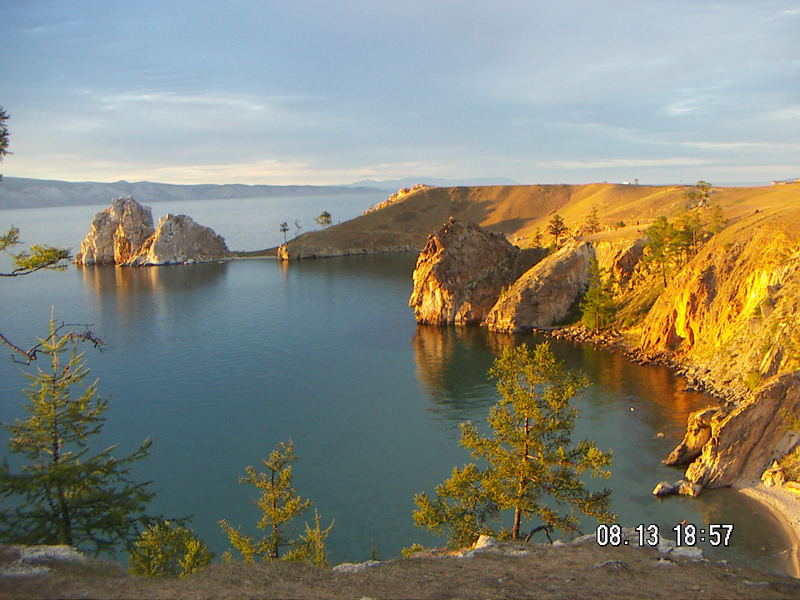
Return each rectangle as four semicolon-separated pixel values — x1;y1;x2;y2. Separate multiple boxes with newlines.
129;521;213;578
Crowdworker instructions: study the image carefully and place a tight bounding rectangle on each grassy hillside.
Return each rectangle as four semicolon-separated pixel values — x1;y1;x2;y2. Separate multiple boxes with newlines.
273;182;800;258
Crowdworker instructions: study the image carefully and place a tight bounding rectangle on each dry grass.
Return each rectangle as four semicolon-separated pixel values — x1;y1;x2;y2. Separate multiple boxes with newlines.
273;182;800;257
4;539;800;600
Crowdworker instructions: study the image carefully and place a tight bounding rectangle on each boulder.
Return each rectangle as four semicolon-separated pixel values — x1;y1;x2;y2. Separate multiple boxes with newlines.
127;214;229;266
652;481;678;496
76;197;154;264
409;219;519;325
663;407;718;466
484;240;594;332
761;461;786;487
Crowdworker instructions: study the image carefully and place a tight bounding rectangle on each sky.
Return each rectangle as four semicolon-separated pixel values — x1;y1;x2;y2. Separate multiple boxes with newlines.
2;1;799;186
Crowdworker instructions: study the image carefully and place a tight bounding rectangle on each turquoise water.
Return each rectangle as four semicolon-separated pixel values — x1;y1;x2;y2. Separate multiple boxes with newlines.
0;198;792;574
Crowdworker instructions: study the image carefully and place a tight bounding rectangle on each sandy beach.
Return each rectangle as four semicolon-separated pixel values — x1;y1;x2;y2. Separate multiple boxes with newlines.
739;483;800;578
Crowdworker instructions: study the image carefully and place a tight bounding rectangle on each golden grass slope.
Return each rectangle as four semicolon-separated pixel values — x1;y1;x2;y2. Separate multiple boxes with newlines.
273;182;800;258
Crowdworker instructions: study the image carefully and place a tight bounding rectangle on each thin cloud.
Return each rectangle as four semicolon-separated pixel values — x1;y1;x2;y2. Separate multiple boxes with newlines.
537;158;714;170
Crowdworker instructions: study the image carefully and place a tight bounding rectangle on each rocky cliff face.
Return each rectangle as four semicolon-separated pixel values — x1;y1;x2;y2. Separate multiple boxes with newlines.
639;208;800;398
594;236;646;291
484;240;594;332
670;372;800;488
75;197;155;265
127;214;229;266
76;198;229;266
409;219;519;325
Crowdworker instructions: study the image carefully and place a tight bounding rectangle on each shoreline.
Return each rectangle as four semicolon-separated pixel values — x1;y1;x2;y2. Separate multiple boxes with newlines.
738;483;800;578
535;324;800;578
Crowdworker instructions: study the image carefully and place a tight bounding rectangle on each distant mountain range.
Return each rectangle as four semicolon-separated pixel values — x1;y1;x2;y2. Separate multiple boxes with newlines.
346;176;518;189
0;177;384;209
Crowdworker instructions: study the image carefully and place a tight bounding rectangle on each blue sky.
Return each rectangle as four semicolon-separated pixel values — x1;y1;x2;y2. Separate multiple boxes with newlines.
2;1;799;185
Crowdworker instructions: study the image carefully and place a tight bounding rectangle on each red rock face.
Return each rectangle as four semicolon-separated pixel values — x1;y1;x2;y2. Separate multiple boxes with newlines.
409;220;519;325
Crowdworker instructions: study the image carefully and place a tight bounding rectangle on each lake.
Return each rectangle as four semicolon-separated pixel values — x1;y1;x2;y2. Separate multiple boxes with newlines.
0;195;793;574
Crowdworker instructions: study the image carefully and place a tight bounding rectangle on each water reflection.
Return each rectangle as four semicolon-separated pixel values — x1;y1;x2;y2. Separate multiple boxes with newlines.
77;262;228;328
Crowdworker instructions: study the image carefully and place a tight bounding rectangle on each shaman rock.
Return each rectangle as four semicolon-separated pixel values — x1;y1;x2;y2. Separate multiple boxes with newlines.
76;197;154;264
484;240;594;332
127;214;229;266
409;220;519;325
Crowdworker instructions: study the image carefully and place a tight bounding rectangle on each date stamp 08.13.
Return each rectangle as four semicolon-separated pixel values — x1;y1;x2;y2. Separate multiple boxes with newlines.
595;523;734;547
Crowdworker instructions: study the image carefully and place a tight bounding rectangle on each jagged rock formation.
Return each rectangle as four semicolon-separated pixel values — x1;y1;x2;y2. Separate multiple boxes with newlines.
662;407;718;466
679;371;800;488
484;241;594;332
409;219;520;325
75;197;155;265
127;214;229;266
593;236;646;290
76;198;229;266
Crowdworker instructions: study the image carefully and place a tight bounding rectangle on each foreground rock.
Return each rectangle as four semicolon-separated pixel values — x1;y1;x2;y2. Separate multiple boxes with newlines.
127;214;229;266
76;197;229;266
6;536;800;600
409;219;520;325
75;197;155;265
484;240;593;332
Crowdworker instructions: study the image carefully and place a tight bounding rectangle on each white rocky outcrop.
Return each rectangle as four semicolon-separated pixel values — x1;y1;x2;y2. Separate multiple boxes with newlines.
75;197;155;265
127;214;229;266
76;198;229;266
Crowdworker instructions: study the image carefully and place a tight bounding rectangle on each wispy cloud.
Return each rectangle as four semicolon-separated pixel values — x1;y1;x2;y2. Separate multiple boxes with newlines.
98;91;269;112
681;141;800;152
769;105;800;121
536;158;713;170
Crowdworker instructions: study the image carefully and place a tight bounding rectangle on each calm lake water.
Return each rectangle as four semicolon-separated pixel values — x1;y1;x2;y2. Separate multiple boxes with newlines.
0;196;793;574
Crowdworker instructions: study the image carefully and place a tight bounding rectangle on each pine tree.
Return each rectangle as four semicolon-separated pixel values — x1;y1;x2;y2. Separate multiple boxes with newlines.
580;257;615;330
279;221;289;244
314;211;332;228
129;521;213;578
219;440;332;563
708;201;725;234
643;216;675;287
581;206;601;235
547;214;568;246
413;343;614;547
0;317;157;555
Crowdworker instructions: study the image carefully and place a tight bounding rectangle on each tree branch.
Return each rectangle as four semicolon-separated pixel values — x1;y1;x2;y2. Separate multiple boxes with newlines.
1;323;105;364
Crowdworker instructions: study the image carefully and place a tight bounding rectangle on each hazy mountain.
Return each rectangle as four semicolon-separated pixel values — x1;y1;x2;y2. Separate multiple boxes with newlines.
0;177;381;209
345;177;518;190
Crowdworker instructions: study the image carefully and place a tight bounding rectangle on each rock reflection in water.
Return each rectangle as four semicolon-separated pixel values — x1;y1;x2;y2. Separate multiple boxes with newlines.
78;262;228;326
